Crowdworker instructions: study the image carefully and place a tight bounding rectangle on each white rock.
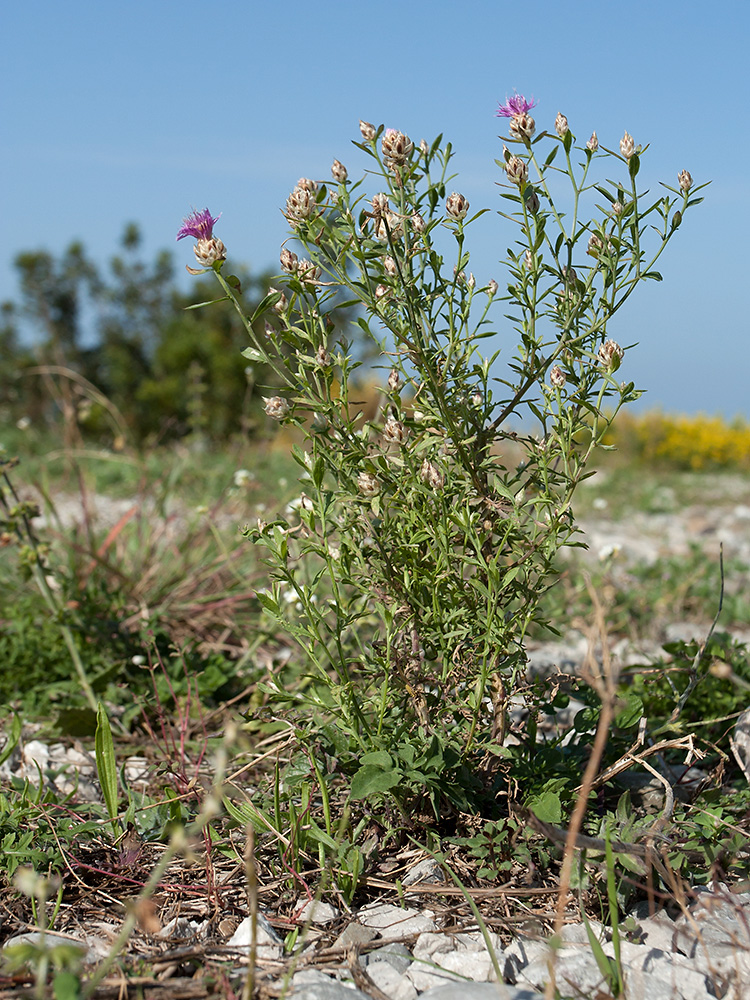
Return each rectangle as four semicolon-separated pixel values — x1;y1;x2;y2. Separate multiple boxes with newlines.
357;901;436;938
296;899;340;925
434;949;493;982
366;960;416;999
413;931;455;960
406;960;462;992
226;913;282;961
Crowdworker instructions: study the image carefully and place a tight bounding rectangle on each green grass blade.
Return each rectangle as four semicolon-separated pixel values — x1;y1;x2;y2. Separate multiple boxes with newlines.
95;703;119;830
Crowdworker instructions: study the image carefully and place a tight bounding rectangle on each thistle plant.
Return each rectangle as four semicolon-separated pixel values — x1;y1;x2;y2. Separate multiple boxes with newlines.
178;99;705;814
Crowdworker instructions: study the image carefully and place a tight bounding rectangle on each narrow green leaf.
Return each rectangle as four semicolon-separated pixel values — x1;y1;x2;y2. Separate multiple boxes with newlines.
0;714;22;767
95;703;119;828
183;296;230;311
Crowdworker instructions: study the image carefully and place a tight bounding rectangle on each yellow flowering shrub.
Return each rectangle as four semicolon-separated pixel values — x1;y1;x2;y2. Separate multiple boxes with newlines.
605;411;750;469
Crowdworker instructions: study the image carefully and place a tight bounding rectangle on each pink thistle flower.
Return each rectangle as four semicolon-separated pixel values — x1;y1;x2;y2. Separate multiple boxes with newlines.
496;93;537;118
176;208;221;242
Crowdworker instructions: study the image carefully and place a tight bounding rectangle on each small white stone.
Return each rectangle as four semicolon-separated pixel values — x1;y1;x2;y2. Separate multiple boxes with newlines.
296;899;340;925
357;902;436;938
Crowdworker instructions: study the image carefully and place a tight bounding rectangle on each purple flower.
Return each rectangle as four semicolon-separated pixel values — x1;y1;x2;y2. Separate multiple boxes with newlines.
176;208;221;242
496;93;537;118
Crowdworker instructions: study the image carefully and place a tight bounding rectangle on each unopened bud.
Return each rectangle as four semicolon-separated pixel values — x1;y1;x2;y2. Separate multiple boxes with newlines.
263;396;290;420
383;255;397;277
598;340;624;371
383;414;407;444
446;192;470;220
550;365;566;388
678;169;693;192
375;284;389;300
285;182;317;225
612;201;623;216
360;120;376;141
331;159;348;183
411;212;426;233
372;192;390;214
620;131;635;159
297;260;321;286
555;112;569;137
506;156;528;186
487;279;499;297
420;138;429;156
357;471;379;495
420;459;445;490
315;346;332;367
388;369;401;392
467;272;476;290
280;248;298;273
525;189;540;214
524;250;533;270
269;287;288;313
587;132;599;152
381;129;414;167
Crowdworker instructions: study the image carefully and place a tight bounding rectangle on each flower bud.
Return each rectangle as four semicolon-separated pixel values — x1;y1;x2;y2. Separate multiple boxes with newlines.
420;459;444;490
331;159;348;183
381;128;414;167
587;233;604;256
193;238;226;267
383;414;407;444
372;192;390;215
383;255;397;277
357;471;379;495
315;346;332;367
280;248;298;273
263;396;290;419
446;192;470;220
587;132;599;152
487;279;499;297
285;182;317;225
388;368;400;392
612;201;623;216
598;340;624;371
360;120;376;141
525;189;540;214
555;112;569;137
297;260;321;285
620;131;635;159
506;156;528;186
524;250;533;270
550;365;566;388
420;138;429;156
509;113;536;142
467;272;476;290
269;287;288;313
264;321;275;338
411;212;426;234
678;169;693;192
375;284;389;300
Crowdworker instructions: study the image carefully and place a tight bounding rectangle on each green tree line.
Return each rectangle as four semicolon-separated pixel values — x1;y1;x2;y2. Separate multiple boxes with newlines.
1;224;286;445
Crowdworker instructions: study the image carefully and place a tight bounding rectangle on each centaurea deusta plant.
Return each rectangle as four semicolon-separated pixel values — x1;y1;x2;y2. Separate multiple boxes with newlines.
178;98;705;815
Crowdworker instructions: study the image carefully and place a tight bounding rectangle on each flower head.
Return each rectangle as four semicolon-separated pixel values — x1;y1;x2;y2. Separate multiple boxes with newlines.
176;208;221;242
496;93;537;118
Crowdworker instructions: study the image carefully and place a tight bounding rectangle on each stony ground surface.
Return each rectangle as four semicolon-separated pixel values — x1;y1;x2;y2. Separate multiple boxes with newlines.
3;472;750;998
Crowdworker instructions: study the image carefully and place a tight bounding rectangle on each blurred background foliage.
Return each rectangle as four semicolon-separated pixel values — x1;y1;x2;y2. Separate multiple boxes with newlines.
1;224;309;447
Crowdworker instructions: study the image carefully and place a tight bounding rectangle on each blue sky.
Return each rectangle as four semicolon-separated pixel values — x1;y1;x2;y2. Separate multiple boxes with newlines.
3;0;748;417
